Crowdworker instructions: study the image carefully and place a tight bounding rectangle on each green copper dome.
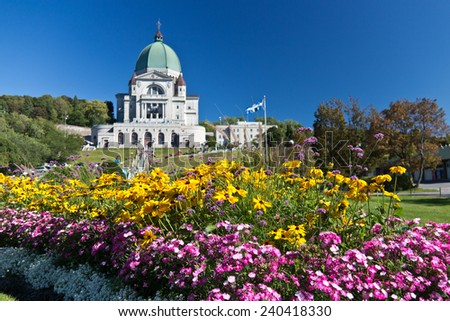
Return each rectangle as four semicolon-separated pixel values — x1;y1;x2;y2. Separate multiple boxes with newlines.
135;33;181;73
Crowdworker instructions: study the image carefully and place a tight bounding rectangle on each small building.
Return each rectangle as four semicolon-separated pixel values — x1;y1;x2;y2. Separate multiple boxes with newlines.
215;121;273;148
418;145;450;181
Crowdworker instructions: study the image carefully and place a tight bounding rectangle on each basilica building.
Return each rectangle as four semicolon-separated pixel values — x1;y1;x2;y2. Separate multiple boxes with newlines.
92;23;206;149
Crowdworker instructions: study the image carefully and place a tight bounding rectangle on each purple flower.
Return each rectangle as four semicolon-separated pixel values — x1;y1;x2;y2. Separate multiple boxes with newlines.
316;208;327;214
296;127;313;133
318;231;342;248
303;136;318;145
371;223;382;234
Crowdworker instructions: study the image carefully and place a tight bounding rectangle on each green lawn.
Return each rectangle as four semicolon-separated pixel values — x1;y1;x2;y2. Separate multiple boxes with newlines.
396;196;450;223
78;147;190;164
369;195;450;224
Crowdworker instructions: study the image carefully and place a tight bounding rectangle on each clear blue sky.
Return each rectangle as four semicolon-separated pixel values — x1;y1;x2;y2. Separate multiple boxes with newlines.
1;0;450;127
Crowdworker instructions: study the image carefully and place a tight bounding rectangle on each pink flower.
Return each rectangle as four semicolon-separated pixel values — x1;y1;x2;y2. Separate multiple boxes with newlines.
371;223;382;234
227;275;236;283
232;253;243;260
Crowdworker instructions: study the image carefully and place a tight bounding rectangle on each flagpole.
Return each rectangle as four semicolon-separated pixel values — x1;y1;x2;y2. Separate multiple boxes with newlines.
263;96;269;168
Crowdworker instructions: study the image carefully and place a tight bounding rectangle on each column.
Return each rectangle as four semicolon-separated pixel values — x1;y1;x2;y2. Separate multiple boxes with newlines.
124;98;130;123
136;101;141;119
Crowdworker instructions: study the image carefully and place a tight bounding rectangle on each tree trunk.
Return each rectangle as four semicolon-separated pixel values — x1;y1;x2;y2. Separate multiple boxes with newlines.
416;167;424;188
416;149;426;188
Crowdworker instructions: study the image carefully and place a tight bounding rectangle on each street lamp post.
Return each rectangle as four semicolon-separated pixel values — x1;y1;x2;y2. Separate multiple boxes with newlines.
64;115;68;137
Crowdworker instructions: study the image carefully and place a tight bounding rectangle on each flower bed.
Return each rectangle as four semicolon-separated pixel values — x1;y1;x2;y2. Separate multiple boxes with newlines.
0;160;449;300
0;247;142;300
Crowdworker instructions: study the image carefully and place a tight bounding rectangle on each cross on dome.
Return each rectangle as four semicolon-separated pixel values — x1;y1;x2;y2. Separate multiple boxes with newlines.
154;19;163;42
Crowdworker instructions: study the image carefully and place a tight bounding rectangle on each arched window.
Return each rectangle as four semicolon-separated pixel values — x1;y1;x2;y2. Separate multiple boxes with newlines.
147;85;165;96
171;132;179;148
158;132;165;145
144;132;152;148
118;132;124;145
131;132;138;145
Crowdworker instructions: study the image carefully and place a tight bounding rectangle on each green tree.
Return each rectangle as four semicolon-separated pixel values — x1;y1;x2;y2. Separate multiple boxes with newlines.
313;99;348;167
375;98;448;186
199;120;215;132
81;100;111;127
54;96;72;122
220;116;244;125
0;113;84;167
105;101;116;123
68;108;89;127
265;126;284;147
6;112;31;134
254;116;283;126
22;96;34;117
344;97;370;145
284;119;301;142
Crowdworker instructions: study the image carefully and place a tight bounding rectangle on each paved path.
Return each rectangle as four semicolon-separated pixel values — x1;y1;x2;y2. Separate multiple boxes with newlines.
419;181;450;190
398;181;450;197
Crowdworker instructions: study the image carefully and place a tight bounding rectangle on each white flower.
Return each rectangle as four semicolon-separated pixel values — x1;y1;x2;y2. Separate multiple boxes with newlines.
227;275;236;283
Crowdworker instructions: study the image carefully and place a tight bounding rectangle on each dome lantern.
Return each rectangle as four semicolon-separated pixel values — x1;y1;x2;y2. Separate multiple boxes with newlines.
135;21;181;74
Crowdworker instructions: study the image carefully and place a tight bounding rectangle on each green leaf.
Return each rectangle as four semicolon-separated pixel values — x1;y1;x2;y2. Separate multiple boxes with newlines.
205;224;216;233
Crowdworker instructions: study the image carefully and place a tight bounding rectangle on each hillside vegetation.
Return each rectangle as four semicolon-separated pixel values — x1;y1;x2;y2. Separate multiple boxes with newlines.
0;94;112;167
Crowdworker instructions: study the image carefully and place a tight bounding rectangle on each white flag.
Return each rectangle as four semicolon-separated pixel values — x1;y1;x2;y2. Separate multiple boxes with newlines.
245;101;263;114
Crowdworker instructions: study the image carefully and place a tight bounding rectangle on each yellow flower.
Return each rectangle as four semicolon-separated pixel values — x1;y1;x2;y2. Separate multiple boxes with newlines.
213;190;228;202
369;182;383;193
383;190;401;202
226;183;238;195
336;198;349;214
141;229;157;247
252;195;272;212
319;200;331;211
287;224;306;236
309;168;324;179
283;160;302;169
268;224;307;247
389;166;407;175
268;228;284;240
140;198;171;219
149;167;171;184
235;186;248;198
175;178;200;195
372;174;392;184
324;184;340;197
227;194;239;204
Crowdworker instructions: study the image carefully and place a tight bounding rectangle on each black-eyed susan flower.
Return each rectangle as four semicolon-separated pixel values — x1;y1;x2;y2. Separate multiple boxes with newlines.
252;195;272;213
